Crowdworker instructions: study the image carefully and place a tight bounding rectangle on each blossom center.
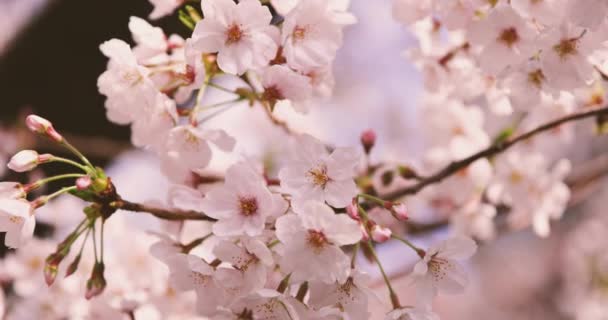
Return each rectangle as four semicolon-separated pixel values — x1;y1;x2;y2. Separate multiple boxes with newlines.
293;26;307;41
225;24;244;45
307;164;330;188
510;170;524;183
307;230;328;250
238;196;259;216
554;39;577;58
121;70;143;86
428;256;452;282
9;216;24;224
189;271;211;286
498;27;519;47
262;85;285;103
527;69;545;88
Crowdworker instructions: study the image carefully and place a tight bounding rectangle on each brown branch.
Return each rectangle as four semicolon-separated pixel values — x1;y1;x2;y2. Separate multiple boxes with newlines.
383;106;608;201
111;199;216;222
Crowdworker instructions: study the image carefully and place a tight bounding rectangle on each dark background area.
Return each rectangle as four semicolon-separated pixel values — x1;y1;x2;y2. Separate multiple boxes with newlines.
0;0;192;250
0;0;189;141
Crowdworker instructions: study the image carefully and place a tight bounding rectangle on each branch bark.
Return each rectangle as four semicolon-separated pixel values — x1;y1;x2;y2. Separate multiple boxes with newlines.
111;199;216;222
383;106;608;201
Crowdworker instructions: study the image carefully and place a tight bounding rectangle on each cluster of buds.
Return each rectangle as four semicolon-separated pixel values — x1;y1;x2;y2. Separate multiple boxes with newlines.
348;196;409;244
1;115;118;299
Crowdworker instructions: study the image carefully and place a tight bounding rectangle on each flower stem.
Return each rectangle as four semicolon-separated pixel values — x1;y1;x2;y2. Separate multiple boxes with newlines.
205;81;238;95
29;173;86;191
50;156;91;173
391;235;422;254
358;193;387;206
48;186;78;201
351;242;360;268
364;241;400;309
60;140;95;171
182;234;213;253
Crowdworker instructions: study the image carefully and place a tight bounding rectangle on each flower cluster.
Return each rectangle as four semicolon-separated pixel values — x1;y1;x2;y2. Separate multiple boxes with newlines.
387;0;608;239
0;0;607;319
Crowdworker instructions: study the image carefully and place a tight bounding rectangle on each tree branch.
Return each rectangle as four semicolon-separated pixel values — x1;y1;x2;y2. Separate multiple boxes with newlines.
383;106;608;201
111;199;216;222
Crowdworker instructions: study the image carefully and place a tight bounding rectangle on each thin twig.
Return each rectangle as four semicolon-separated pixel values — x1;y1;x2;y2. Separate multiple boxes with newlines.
383;107;608;201
111;199;216;222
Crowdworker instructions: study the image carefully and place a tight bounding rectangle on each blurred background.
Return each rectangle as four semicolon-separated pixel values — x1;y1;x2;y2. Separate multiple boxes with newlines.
0;0;607;319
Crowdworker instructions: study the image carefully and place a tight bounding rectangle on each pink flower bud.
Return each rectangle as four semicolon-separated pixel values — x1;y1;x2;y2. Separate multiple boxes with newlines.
76;176;92;190
25;115;63;142
44;252;66;286
371;225;392;243
8;150;40;172
346;202;360;221
390;202;408;221
26;115;52;133
85;263;106;300
360;129;376;154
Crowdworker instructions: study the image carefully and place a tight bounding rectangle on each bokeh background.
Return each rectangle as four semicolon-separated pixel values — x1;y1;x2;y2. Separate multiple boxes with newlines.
0;1;607;319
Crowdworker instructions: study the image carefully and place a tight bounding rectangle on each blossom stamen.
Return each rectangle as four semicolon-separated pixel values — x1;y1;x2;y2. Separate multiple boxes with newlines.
307;164;330;188
225;24;244;45
307;229;328;250
238;196;258;216
498;27;519;47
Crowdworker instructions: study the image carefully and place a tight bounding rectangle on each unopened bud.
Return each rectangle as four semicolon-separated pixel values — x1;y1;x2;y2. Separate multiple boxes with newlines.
360;129;376;154
371;225;392;243
76;176;92;191
65;253;82;278
7;150;49;172
85;262;106;299
25;115;63;142
44;252;67;286
346;202;360;221
389;202;408;221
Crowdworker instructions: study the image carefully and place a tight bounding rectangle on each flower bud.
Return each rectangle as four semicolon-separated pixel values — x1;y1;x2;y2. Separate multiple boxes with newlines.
85;262;107;300
76;176;92;191
360;129;376;154
346;202;360;221
65;253;82;278
8;150;44;172
25;115;63;142
389;202;408;221
44;252;67;286
371;225;392;243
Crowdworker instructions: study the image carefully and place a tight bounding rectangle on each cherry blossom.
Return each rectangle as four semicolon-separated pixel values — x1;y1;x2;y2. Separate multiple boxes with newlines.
200;162;286;237
539;23;595;90
260;64;313;112
281;0;344;71
279;134;360;208
98;39;157;125
148;0;183;20
160;125;235;181
0;199;34;249
411;236;477;303
467;4;537;75
275;201;361;283
190;0;279;75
